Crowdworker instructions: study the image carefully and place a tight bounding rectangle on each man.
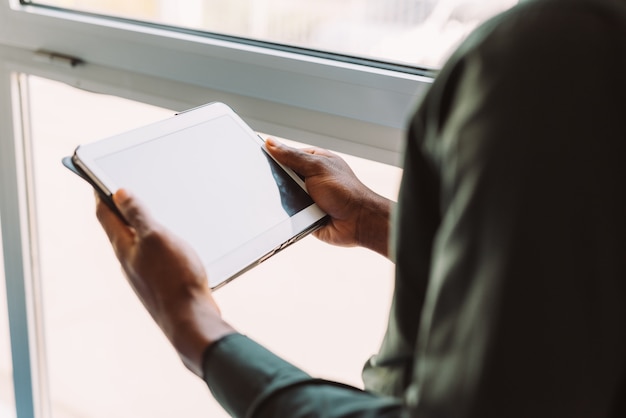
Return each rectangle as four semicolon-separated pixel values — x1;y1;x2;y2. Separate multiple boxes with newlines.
96;0;625;416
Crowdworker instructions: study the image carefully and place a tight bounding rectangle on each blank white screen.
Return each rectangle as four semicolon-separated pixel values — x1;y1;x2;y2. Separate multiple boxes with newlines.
96;115;313;266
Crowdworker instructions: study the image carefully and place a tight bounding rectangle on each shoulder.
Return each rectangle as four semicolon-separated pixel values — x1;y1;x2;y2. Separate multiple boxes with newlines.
408;0;626;153
450;0;626;69
425;0;626;118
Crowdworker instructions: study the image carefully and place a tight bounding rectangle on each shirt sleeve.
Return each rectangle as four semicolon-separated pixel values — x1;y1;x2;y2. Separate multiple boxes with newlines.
203;333;404;418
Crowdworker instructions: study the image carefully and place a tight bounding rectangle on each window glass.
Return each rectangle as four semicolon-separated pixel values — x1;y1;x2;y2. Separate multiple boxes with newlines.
28;75;399;418
24;0;518;68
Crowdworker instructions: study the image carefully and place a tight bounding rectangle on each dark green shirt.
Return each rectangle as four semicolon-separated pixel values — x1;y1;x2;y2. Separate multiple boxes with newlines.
204;0;626;416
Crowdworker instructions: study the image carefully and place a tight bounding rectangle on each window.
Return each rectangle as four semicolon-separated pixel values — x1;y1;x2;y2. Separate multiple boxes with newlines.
2;0;434;167
22;0;517;68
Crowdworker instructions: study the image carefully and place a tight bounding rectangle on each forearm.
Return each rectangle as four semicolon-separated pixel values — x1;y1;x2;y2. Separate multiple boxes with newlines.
166;293;236;376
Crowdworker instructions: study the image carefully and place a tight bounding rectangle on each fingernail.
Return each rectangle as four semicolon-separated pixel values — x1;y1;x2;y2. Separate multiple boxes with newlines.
113;188;130;205
265;138;281;148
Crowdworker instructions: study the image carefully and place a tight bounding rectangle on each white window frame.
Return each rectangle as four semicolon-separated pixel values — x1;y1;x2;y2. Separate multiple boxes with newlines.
0;1;433;417
0;0;433;165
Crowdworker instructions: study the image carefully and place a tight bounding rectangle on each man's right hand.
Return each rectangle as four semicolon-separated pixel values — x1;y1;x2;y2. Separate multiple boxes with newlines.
265;138;394;258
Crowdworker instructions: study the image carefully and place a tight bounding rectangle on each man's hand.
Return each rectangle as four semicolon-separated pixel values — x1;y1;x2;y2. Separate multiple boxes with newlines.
96;189;235;376
265;138;394;258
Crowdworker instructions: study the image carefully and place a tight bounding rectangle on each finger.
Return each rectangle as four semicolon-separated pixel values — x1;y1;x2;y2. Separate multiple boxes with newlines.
265;138;327;177
96;193;135;255
112;189;156;238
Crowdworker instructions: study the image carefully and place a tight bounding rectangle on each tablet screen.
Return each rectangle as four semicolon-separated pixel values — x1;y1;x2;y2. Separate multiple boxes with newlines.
94;114;314;269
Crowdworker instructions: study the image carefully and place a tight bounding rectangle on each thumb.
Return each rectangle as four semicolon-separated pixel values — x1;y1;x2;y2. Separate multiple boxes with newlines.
265;138;322;178
112;189;155;237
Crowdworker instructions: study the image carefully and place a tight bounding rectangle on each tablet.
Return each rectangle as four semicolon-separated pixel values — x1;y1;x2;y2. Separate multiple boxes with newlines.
64;102;327;289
